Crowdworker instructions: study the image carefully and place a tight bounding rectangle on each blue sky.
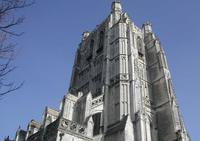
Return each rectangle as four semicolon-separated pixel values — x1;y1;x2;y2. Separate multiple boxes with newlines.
0;0;199;140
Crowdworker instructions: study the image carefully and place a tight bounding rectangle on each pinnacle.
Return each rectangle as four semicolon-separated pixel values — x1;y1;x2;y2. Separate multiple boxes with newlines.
111;0;122;12
114;0;121;3
112;0;121;4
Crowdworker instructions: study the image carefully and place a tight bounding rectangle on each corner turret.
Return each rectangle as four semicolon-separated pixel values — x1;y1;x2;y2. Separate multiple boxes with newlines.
111;1;122;24
142;21;153;34
111;1;122;13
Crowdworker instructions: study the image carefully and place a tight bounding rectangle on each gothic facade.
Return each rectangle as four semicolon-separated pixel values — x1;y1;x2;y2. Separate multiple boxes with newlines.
14;2;190;141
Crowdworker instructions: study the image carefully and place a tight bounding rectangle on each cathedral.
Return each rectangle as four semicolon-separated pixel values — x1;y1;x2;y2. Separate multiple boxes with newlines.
13;1;190;141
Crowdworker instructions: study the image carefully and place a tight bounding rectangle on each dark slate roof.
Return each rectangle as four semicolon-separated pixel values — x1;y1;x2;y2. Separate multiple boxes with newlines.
105;115;128;136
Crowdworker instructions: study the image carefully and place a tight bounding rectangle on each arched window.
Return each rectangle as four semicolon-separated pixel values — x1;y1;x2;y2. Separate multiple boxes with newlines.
137;37;143;51
90;39;94;49
97;31;104;53
99;31;104;48
92;113;101;136
137;37;144;58
46;116;52;126
87;39;94;61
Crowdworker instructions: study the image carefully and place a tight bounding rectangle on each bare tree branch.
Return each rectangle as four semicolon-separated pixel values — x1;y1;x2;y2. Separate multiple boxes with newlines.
0;0;34;36
0;0;34;98
0;0;34;15
0;81;24;96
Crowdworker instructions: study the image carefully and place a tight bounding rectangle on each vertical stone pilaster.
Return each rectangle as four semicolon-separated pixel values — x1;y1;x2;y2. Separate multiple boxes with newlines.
145;118;152;141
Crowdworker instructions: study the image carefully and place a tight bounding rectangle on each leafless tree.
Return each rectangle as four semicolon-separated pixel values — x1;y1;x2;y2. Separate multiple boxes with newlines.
0;0;34;98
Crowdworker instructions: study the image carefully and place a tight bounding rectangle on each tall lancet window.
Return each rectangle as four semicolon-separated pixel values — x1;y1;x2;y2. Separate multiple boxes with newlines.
46;116;52;126
97;31;104;53
92;113;101;136
87;39;94;61
137;37;145;59
90;39;94;49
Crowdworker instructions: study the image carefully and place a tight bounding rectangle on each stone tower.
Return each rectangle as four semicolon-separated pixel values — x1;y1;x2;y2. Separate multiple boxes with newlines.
14;1;190;141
